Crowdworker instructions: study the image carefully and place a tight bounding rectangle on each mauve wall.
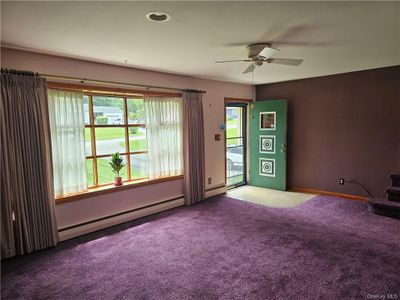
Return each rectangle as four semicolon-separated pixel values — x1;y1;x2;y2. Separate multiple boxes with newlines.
256;66;400;198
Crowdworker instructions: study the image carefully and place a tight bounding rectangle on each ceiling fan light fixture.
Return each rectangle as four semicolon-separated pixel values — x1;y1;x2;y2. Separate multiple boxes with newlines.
146;12;171;22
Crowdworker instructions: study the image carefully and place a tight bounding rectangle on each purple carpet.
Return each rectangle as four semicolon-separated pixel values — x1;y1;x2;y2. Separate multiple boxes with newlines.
2;195;400;299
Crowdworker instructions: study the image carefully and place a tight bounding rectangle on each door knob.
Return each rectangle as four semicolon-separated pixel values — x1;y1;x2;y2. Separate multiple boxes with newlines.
280;144;287;153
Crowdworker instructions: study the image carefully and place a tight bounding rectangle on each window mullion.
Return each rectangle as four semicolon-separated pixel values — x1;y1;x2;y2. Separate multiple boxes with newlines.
88;95;99;186
124;97;131;181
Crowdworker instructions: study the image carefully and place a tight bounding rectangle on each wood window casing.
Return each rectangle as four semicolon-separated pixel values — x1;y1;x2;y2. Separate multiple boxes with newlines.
48;82;184;201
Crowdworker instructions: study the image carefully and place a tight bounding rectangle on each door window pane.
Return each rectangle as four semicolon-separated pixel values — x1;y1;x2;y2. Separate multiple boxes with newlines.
226;137;243;147
97;155;128;185
93;96;125;125
128;126;147;151
130;153;149;179
226;107;244;138
227;174;244;186
227;146;244;185
95;128;126;155
226;104;246;187
127;98;145;124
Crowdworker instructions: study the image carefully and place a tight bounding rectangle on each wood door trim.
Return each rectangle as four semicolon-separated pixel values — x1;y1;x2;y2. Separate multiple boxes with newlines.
225;97;253;103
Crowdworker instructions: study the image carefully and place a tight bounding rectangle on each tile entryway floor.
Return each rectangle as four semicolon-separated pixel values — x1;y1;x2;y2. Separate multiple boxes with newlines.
227;185;316;208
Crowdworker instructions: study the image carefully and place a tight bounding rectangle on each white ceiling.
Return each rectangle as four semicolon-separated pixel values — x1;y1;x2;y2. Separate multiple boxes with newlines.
1;1;399;84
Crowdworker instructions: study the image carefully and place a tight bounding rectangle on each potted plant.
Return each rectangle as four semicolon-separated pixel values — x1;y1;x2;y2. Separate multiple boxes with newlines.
110;152;125;186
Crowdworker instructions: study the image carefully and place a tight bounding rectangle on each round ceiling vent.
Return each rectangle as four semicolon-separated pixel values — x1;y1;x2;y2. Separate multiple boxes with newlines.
146;12;171;22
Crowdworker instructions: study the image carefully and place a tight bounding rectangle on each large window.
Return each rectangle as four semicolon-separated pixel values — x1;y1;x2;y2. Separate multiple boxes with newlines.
84;94;149;187
47;84;184;198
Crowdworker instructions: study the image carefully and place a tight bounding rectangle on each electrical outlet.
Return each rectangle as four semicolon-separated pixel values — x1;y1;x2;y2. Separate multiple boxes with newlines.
208;177;212;184
339;178;345;185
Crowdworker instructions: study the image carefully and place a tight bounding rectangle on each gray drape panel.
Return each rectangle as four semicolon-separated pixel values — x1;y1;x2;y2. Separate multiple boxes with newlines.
183;91;205;205
1;70;58;259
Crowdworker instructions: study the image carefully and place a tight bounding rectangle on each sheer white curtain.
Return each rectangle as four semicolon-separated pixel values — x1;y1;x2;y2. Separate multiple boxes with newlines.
144;96;183;179
48;89;87;197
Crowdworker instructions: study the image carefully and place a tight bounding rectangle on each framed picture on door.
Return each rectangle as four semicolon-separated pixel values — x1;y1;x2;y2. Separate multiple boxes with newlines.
259;111;276;130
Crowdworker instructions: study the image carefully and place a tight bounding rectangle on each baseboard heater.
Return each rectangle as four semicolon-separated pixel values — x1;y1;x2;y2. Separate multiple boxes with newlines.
58;195;184;241
205;184;226;198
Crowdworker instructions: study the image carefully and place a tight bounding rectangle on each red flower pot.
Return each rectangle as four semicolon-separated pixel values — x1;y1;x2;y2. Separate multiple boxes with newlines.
114;177;123;186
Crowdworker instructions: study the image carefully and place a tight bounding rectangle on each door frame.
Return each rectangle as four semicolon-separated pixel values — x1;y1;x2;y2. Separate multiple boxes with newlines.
224;98;252;189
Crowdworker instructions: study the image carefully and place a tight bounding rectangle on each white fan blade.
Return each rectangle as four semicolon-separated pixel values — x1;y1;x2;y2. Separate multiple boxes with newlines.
243;63;256;74
258;46;279;59
268;58;303;66
215;59;251;63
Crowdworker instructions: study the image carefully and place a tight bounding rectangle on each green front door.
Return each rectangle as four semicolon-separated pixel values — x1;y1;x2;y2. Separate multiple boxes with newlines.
249;99;287;190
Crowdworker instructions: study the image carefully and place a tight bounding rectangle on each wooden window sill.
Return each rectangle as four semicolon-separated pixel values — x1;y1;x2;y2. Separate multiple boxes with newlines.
55;175;184;204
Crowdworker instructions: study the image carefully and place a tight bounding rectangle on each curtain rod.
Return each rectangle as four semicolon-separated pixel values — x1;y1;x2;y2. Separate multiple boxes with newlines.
1;68;38;77
41;73;206;94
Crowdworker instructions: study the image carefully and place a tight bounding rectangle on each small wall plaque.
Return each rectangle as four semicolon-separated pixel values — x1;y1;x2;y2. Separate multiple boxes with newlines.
260;112;276;130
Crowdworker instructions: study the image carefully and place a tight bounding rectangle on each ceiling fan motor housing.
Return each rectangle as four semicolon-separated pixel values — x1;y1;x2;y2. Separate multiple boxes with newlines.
247;42;273;59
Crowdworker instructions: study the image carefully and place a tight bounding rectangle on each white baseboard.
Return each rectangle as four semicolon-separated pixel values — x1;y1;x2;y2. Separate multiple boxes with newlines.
58;185;225;242
58;197;184;241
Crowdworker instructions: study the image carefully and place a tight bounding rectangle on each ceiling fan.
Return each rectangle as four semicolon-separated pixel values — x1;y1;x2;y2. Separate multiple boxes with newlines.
215;43;303;74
